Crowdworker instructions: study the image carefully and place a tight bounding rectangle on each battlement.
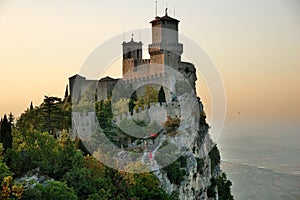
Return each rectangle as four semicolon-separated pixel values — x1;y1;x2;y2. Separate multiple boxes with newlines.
149;42;183;55
122;71;166;84
123;61;165;81
137;59;150;65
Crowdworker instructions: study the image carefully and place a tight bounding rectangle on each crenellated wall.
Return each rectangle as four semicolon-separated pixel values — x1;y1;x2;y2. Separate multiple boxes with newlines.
113;102;181;125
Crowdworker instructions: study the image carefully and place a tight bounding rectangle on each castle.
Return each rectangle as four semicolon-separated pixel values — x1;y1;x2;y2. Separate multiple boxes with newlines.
69;10;229;200
69;9;196;103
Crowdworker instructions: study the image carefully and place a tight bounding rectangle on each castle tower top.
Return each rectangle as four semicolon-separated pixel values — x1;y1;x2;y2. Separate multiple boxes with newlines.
149;10;180;46
148;11;183;63
122;35;143;76
122;36;143;60
150;12;180;26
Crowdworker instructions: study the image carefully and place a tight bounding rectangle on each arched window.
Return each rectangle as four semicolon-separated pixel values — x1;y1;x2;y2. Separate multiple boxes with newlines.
127;48;131;58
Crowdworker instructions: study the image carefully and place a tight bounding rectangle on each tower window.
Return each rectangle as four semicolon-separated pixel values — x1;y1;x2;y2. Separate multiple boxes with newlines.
126;48;131;58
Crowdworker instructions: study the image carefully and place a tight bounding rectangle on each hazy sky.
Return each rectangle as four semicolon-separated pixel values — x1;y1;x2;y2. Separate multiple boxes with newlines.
0;0;299;136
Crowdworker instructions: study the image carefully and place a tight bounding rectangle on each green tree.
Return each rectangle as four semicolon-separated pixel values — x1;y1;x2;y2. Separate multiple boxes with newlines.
208;145;221;172
163;156;187;185
199;111;208;127
207;172;233;200
0;176;24;200
158;86;166;105
95;99;113;130
0;144;12;182
128;91;137;115
124;168;176;200
134;85;158;109
29;102;34;111
16;97;71;135
11;129;82;179
22;130;57;175
112;98;129;116
0;115;13;152
41;96;63;137
63;167;106;200
64;85;69;99
217;172;234;200
3;148;23;177
8;113;14;125
23;180;78;200
16;106;40;134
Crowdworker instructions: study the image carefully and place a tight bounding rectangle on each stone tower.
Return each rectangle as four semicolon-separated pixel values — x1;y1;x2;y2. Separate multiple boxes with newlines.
122;35;143;76
121;9;195;88
149;8;183;68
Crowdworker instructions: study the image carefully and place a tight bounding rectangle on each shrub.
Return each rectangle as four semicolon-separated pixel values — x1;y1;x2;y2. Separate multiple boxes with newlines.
23;180;78;200
164;116;180;136
196;157;205;174
163;156;187;185
208;145;220;172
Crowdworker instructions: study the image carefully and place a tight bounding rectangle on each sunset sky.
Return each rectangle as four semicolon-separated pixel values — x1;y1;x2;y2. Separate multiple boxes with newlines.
0;0;299;139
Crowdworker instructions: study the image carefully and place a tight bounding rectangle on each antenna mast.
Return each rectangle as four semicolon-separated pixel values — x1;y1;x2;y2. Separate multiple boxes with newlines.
155;0;158;16
166;2;168;14
174;4;175;17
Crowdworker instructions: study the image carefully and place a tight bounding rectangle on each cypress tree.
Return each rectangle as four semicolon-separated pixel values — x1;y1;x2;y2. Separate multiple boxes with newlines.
8;113;14;125
64;85;69;99
158;86;166;105
30;101;34;110
129;91;137;115
0;115;12;152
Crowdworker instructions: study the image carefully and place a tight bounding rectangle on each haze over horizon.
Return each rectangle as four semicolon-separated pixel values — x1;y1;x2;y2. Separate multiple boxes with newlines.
0;0;299;136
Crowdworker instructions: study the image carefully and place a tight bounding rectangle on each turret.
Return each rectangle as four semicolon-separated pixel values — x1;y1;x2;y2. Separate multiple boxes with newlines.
122;35;143;76
149;8;183;66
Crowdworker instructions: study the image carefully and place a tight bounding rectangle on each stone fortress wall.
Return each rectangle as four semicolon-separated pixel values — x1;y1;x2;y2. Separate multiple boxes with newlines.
72;112;97;140
72;94;201;141
72;101;181;137
114;102;181;124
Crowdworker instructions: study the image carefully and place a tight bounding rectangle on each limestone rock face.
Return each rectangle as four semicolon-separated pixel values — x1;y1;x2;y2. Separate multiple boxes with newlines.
109;89;221;199
151;95;218;200
149;69;220;200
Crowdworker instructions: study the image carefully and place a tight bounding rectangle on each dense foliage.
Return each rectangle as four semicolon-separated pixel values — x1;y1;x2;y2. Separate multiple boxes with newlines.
163;156;187;185
207;145;233;199
0;88;233;199
134;85;158;109
196;157;205;175
23;180;78;200
0;114;13;152
207;172;233;200
208;145;221;172
0;95;176;200
16;96;71;137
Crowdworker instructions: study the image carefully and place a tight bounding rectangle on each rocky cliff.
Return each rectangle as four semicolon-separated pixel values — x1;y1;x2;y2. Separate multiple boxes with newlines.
74;65;233;199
